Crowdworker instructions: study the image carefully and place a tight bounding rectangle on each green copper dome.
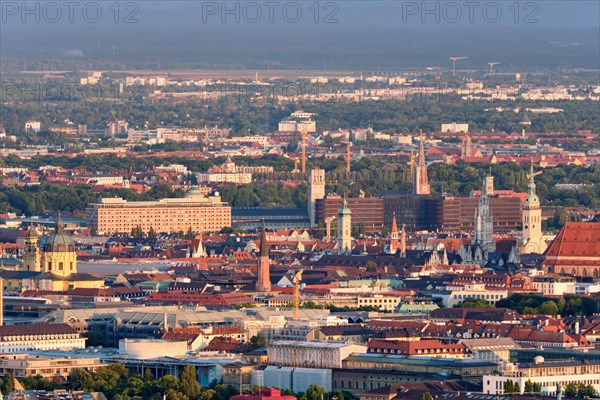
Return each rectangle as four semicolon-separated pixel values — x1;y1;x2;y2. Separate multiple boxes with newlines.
338;198;352;215
43;216;75;252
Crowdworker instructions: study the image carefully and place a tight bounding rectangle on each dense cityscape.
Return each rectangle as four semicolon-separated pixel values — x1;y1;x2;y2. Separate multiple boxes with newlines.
0;3;599;400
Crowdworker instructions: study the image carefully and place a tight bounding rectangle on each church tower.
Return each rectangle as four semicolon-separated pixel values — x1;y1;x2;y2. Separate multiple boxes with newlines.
522;163;546;254
413;131;430;195
388;214;399;254
41;216;77;277
22;226;40;272
256;222;271;292
474;175;495;253
337;198;352;255
307;169;325;227
400;224;407;257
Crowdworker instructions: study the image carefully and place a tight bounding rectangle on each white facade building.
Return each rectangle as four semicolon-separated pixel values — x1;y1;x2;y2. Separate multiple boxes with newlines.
0;324;85;353
483;359;600;396
441;283;508;307
267;341;366;369
25;121;42;133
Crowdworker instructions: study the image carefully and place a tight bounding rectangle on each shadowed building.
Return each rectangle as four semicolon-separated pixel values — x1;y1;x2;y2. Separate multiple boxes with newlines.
316;196;384;233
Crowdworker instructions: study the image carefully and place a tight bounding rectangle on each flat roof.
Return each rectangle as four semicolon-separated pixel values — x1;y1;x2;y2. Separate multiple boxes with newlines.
344;353;497;367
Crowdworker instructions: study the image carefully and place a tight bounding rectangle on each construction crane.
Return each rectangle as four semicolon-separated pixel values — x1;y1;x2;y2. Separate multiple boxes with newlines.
449;56;468;76
293;269;304;321
488;62;501;75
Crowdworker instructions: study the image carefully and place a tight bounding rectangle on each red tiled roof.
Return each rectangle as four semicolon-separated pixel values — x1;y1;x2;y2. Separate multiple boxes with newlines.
545;222;600;259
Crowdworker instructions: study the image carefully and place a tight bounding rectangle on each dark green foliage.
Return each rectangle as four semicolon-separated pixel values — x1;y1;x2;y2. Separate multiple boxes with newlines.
306;385;325;400
250;333;267;349
1;372;16;394
180;365;201;400
496;293;598;316
453;298;494;309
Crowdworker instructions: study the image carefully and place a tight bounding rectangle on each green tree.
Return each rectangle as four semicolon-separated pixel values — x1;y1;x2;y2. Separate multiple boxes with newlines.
213;384;238;400
144;368;155;382
565;383;578;398
365;260;377;271
420;393;433;400
250;333;267;349
454;298;494;309
532;383;542;394
199;389;217;400
306;385;325;400
157;375;180;394
2;372;16;394
577;383;597;398
538;301;559;315
524;380;533;394
166;389;189;400
180;365;201;400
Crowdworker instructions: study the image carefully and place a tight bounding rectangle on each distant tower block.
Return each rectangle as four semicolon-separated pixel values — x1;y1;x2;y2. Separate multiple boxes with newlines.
307;169;325;227
337;198;352;255
413;131;430;195
256;222;271;292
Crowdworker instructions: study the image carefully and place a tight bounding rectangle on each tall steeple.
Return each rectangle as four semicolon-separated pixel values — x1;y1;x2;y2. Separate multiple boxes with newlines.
400;224;407;257
474;174;495;253
388;213;399;254
256;221;271;292
522;162;545;254
337;198;352;255
414;130;430;195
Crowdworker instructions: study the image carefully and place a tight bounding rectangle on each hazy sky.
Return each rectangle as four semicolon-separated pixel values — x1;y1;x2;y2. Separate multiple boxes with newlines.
1;1;598;70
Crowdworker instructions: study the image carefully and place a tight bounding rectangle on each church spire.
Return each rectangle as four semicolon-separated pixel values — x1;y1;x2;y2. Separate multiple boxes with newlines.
527;161;537;195
259;220;269;257
256;220;271;292
414;130;430;195
55;212;65;234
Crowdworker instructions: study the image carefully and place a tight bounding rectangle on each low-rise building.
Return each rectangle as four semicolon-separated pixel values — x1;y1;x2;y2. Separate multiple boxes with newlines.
0;324;86;353
267;340;366;369
483;358;600;395
367;339;472;359
0;354;105;381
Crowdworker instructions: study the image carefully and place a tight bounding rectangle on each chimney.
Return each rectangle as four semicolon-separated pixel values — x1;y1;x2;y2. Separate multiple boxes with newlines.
575;321;580;334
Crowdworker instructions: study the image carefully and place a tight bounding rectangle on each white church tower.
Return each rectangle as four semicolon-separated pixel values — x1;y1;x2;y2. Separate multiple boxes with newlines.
337;198;352;255
522;163;546;254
